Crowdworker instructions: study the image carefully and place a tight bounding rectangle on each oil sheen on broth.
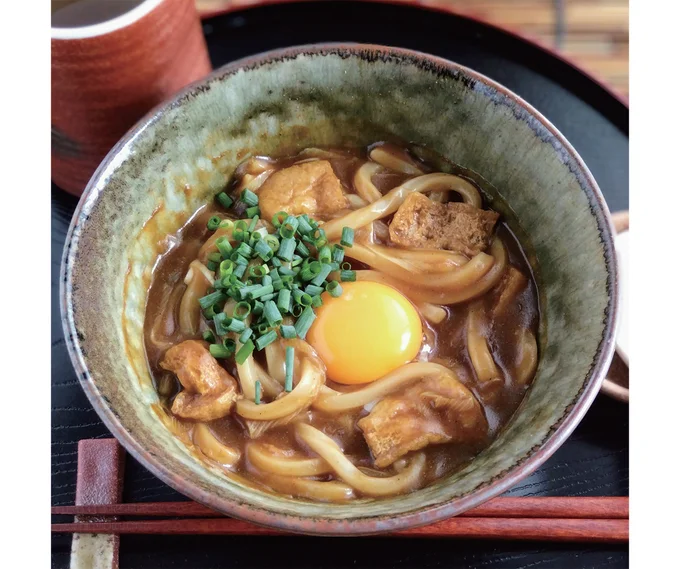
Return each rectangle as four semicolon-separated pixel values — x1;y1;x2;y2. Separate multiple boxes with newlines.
144;143;540;502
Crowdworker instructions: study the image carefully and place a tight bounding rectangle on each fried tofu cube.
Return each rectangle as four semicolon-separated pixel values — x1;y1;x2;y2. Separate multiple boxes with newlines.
389;193;499;256
358;374;486;468
257;160;348;221
160;340;239;421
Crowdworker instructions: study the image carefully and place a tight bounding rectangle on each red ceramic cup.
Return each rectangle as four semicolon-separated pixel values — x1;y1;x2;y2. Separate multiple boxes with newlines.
51;0;212;195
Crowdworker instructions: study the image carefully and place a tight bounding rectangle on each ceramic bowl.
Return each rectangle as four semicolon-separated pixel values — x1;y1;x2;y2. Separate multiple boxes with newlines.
61;44;618;535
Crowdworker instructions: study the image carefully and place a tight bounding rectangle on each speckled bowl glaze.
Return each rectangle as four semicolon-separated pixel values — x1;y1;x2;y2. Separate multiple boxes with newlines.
61;44;618;535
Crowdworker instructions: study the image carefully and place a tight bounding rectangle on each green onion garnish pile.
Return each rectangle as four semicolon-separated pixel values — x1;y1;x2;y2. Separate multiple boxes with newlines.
199;189;356;370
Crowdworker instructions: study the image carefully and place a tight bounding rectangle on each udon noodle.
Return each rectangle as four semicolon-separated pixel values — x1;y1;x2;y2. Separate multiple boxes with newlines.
143;142;540;502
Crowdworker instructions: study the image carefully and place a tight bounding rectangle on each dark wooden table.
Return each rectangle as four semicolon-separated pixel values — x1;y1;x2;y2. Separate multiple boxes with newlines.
52;3;629;567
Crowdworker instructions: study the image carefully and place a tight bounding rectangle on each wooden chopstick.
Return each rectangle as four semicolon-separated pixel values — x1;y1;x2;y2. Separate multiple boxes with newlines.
52;496;628;520
51;516;628;542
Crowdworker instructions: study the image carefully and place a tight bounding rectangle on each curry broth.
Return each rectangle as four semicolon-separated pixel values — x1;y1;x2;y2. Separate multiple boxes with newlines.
144;143;540;498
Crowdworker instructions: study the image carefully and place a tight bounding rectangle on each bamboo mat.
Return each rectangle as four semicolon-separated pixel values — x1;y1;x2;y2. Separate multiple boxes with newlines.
195;0;629;98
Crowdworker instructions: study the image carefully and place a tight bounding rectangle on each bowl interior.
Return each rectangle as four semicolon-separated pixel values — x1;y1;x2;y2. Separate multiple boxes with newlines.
62;44;616;534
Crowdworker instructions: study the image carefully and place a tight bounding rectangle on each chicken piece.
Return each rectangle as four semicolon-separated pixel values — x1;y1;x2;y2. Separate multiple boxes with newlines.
257;160;348;221
389;193;499;256
358;374;487;468
160;340;239;421
492;267;529;317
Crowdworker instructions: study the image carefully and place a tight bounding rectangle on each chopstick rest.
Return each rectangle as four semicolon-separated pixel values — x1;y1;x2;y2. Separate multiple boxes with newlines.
69;439;125;569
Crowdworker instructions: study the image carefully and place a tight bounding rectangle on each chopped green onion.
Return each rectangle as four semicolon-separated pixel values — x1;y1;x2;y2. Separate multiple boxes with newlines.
295;240;310;257
234;219;249;232
255;380;261;404
340;270;357;282
255;329;278;350
217;192;233;209
225;317;246;333
249;265;268;279
264;235;280;253
239;328;253;344
292;304;303;317
207;252;222;264
246;207;260;219
233;229;246;242
256;322;270;335
210;343;232;359
206;261;218;271
222;338;237;353
280;224;296;239
310;264;333;286
272;279;284;292
311;227;326;242
247;215;260;233
260;293;275;302
237;285;260;300
278;266;295;276
213;312;230;335
277;289;291;313
250;284;274;300
284;346;294;392
341;261;352;271
235;340;255;365
318;245;332;264
252;300;264;317
291;255;304;267
292;288;304;304
216;236;233;257
280;325;297;339
326;280;342;297
270;256;282;267
203;305;217;320
299;293;313;307
304;284;324;297
340;227;355;247
254;239;273;260
229;274;244;286
261;274;272;287
198;291;226;310
300;261;322;282
297;216;313;234
311;295;323;308
233;263;247;279
235;242;253;257
294;306;316;339
332;244;345;263
263;300;283;326
202;329;216;343
233;301;251;320
277;237;296;261
219;219;234;230
241;189;259;207
283;216;299;233
219;259;234;278
272;211;288;228
207;216;222;231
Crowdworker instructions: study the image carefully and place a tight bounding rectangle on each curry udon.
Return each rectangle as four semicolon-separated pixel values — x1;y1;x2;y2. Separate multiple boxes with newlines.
144;143;539;502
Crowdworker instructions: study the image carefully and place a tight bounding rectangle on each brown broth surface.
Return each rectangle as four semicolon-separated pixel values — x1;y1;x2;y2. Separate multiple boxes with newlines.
144;143;540;499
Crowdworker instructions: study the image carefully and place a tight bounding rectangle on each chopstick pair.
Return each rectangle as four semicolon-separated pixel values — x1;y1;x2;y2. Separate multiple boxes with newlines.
52;497;629;543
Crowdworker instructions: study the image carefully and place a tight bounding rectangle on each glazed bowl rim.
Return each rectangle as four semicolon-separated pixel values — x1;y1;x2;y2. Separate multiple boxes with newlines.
60;43;618;535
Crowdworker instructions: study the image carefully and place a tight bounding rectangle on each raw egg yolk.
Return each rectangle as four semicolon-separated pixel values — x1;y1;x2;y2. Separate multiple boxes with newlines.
307;281;422;385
